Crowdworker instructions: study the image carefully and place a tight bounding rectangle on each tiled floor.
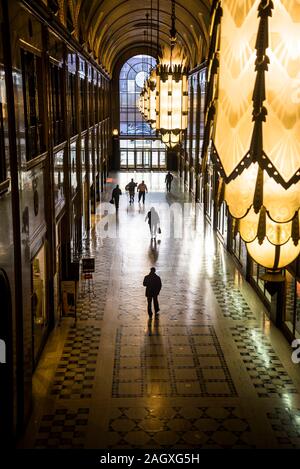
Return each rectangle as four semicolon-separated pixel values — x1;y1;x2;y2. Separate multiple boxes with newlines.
20;172;300;449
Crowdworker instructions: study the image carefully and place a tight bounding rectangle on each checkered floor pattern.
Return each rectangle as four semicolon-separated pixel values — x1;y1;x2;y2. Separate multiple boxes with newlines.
35;408;89;449
51;325;101;399
231;325;297;398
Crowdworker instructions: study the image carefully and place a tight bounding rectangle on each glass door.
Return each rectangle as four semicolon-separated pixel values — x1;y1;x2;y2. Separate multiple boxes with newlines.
136;151;143;168
127;151;135;168
159;151;165;168
144;150;150;168
152;151;158;168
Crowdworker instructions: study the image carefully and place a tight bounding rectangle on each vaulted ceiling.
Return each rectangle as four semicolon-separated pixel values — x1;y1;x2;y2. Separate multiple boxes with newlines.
71;0;211;74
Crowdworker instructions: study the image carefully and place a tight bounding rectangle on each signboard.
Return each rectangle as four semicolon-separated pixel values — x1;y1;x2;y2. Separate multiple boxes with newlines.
0;339;6;364
61;281;77;319
82;258;95;273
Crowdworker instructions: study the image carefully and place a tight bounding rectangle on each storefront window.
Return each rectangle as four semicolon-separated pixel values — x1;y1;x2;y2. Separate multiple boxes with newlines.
32;245;47;362
21;49;45;160
53;148;64;209
252;262;272;304
70;140;77;197
285;272;300;339
0;67;8;182
231;229;247;268
295;281;300;338
205;165;214;220
217;201;228;240
285;271;296;335
81;136;86;178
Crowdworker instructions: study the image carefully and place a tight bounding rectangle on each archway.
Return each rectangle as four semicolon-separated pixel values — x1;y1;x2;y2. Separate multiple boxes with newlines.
0;269;13;443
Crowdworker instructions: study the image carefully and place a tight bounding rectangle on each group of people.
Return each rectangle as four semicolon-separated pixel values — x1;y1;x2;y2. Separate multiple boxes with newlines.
125;179;148;205
110;172;174;210
110;179;147;209
110;173;174;320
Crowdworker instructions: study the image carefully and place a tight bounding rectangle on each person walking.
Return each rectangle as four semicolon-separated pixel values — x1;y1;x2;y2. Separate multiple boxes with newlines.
125;178;137;205
137;180;148;204
111;184;122;210
143;267;162;319
165;171;173;192
145;207;160;239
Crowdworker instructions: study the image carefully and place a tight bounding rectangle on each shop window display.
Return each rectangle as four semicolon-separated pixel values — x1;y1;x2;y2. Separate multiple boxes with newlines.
285;271;300;339
32;246;47;362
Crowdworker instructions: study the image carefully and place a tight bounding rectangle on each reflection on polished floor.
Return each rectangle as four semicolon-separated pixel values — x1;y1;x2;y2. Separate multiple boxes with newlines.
21;173;300;449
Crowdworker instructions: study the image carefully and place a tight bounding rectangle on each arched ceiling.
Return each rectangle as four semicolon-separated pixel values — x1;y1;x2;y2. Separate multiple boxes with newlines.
75;0;211;75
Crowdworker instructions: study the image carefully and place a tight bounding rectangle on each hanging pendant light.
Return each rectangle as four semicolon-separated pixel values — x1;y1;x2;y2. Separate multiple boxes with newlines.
147;68;157;129
147;1;157;130
155;0;188;148
203;0;300;270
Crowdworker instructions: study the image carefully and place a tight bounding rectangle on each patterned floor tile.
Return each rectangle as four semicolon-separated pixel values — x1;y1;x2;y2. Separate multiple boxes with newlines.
35;408;89;448
107;406;254;449
112;324;237;398
210;277;256;320
267;407;300;448
51;325;101;399
231;325;298;398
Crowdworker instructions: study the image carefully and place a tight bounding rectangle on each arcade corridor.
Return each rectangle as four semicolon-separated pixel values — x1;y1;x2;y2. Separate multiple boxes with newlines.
1;0;300;455
20;173;300;449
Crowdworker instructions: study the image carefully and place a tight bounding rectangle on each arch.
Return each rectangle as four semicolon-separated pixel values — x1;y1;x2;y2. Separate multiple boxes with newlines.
0;269;13;443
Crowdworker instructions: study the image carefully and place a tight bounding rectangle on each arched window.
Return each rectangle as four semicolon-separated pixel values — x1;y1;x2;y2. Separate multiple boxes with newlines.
119;54;155;136
119;55;166;169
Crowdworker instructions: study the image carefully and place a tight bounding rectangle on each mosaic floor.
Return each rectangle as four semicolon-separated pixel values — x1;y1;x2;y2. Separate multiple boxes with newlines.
20;172;300;449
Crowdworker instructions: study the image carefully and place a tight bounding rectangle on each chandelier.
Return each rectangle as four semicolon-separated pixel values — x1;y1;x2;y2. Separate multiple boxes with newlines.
155;0;188;148
138;0;188;149
155;51;188;148
203;0;300;271
147;68;157;130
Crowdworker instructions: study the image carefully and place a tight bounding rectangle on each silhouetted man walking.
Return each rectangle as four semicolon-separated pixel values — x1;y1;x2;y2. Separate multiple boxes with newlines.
125;178;137;205
137;180;148;204
143;267;162;319
111;184;122;210
165;171;173;192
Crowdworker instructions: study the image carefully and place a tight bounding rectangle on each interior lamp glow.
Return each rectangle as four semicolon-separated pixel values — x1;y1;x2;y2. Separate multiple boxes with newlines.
147;68;157;130
155;51;188;148
143;84;149;121
138;0;189;149
204;0;300;270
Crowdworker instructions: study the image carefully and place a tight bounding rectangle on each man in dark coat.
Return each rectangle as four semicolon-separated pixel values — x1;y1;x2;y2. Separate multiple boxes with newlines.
125;178;137;205
165;171;174;192
143;267;162;318
111;184;122;210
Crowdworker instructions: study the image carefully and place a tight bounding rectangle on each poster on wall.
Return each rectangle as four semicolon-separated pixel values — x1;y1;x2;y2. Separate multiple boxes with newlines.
61;280;77;319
